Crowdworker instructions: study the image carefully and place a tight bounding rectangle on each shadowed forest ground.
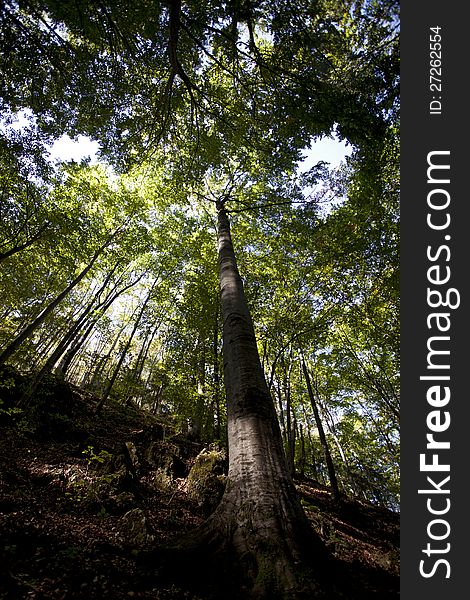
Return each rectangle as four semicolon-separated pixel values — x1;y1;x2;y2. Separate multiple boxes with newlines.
0;368;399;599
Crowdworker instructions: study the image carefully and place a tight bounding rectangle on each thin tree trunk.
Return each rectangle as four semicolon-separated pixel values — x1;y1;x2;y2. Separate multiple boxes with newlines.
0;222;49;263
299;397;320;481
18;265;121;405
88;318;128;390
0;233;115;365
125;317;162;404
143;355;160;410
290;406;297;478
58;319;96;377
19;301;98;404
95;277;158;414
298;423;306;479
48;264;120;371
34;330;59;363
212;304;221;440
301;359;341;502
315;393;359;497
275;379;287;444
60;269;146;377
191;200;332;599
190;336;205;440
283;354;295;478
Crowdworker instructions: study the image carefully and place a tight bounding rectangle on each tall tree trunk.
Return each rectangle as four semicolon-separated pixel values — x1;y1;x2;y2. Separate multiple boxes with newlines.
47;264;119;371
289;407;297;478
301;359;341;502
192;200;332;599
58;319;96;377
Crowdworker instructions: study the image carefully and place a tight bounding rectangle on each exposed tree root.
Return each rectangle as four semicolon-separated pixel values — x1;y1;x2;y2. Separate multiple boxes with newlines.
140;481;344;600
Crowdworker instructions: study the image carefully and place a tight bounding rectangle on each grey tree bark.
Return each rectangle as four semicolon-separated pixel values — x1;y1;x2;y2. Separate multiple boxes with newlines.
189;200;334;599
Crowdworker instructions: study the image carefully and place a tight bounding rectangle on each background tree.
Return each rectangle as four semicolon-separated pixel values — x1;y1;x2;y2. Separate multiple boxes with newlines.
0;0;400;596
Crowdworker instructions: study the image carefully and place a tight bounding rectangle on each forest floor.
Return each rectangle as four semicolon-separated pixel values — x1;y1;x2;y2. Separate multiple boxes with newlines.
0;368;399;599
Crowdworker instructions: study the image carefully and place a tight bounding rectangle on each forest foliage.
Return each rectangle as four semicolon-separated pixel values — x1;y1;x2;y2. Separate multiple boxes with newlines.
0;0;399;510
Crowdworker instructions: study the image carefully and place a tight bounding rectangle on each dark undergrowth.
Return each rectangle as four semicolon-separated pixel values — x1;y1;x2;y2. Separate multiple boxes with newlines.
0;365;399;599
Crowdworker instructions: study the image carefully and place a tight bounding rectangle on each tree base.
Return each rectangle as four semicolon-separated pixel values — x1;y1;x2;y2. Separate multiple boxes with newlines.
142;482;344;600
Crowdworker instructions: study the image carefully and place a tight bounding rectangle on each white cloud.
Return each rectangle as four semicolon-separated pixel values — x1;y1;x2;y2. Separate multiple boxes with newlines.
299;134;352;172
48;134;100;164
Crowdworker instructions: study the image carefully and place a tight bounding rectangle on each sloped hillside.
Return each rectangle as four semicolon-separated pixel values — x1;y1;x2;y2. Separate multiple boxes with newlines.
0;368;399;599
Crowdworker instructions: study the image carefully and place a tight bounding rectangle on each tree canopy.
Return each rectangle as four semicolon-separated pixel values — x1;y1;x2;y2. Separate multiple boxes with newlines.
1;0;399;567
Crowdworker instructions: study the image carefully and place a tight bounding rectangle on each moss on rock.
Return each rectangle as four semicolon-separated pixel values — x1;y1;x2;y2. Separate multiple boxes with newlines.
186;447;227;515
